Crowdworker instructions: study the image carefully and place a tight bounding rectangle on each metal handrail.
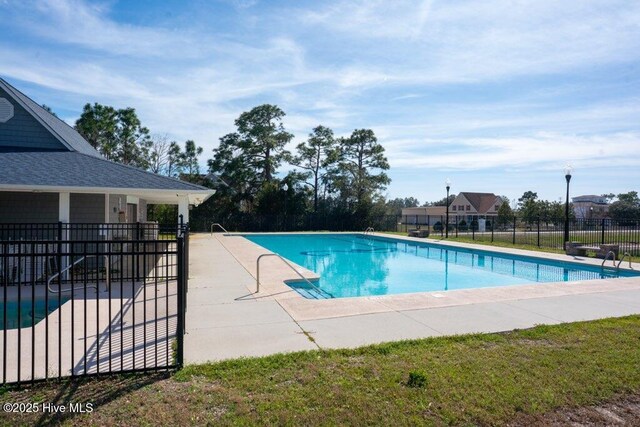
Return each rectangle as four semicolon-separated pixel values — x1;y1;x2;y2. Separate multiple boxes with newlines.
601;250;617;269
617;252;633;269
255;253;333;299
363;227;375;236
47;255;109;294
210;223;229;235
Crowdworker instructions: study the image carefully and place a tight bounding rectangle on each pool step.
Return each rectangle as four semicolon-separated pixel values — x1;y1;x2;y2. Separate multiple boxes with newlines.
291;284;331;300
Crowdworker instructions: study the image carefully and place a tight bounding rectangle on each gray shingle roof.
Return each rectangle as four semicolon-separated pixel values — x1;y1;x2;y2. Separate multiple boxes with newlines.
0;78;101;158
458;192;501;213
0;151;211;192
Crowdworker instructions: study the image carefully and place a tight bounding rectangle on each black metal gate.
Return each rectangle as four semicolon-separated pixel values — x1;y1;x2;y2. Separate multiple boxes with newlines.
0;223;187;385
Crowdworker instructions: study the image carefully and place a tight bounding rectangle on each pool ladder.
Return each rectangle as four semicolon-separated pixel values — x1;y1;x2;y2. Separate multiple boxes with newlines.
601;251;633;271
255;253;333;299
210;223;229;235
47;255;110;294
363;227;375;239
617;252;633;270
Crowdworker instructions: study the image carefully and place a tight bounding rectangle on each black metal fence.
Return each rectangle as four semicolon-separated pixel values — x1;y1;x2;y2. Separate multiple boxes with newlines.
1;223;188;385
0;221;181;242
195;213;640;256
399;215;640;255
190;213;400;233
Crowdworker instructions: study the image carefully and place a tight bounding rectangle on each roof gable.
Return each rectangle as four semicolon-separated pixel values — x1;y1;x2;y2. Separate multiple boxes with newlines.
453;192;501;214
0;78;101;157
0;86;67;152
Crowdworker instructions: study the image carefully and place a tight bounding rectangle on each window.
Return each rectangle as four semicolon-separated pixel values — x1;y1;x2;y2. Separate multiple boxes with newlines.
466;205;471;211
452;206;457;211
495;205;499;211
459;205;464;211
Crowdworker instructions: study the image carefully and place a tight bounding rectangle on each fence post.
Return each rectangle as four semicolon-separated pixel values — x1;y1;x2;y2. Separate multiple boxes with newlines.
472;218;475;240
184;225;190;292
512;216;516;244
57;221;63;270
176;234;185;368
455;216;459;238
491;219;494;242
537;218;541;247
601;218;605;244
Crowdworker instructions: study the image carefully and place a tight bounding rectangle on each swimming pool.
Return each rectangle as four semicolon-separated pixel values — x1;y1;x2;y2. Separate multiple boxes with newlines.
1;296;69;330
242;234;640;299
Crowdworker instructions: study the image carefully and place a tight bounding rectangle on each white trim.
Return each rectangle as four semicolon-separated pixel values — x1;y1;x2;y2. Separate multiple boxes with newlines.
0;183;213;195
0;184;215;206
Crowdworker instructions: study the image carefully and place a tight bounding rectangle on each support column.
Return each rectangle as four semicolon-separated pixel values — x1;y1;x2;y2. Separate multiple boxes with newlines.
104;193;110;223
58;192;70;223
58;192;70;279
178;196;189;226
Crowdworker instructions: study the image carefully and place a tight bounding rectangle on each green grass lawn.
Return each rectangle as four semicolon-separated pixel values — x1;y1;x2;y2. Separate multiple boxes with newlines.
2;316;640;425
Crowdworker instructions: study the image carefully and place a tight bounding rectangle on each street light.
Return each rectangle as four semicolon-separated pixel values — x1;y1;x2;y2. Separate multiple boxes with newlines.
283;183;289;231
563;165;572;250
445;178;451;238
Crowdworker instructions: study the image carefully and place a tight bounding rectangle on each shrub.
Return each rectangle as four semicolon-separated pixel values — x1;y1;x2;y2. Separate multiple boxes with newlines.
407;371;428;388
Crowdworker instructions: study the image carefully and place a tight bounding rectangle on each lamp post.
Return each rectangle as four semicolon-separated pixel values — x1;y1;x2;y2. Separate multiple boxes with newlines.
563;165;572;250
445;178;451;238
283;183;289;231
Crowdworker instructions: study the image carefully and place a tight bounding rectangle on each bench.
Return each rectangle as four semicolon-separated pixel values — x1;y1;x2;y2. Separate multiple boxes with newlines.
408;229;429;238
566;242;619;259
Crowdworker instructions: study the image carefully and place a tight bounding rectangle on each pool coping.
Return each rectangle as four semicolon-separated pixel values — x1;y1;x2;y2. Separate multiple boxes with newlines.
212;231;640;322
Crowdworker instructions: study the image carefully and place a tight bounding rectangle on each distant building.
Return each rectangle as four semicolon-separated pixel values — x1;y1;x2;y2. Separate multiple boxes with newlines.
401;192;502;227
449;192;502;218
572;195;609;220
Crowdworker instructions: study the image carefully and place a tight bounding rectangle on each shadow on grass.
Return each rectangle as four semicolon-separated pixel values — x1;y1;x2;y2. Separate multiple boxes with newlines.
5;371;170;427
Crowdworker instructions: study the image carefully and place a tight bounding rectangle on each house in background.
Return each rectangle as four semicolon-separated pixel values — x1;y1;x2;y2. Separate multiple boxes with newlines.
448;192;503;221
0;77;215;232
402;192;502;229
572;195;610;220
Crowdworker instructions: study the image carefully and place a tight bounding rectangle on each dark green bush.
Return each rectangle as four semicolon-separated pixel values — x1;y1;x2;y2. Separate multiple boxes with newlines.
407;371;428;388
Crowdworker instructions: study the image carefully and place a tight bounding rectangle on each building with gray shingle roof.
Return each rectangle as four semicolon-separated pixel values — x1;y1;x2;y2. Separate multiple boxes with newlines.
402;192;503;229
0;77;215;225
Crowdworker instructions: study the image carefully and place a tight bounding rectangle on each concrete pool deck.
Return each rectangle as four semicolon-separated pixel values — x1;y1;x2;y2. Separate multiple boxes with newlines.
184;232;640;364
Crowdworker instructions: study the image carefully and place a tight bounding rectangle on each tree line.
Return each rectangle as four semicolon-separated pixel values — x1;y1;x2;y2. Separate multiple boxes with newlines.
73;102;639;228
74;103;391;227
75;103;203;177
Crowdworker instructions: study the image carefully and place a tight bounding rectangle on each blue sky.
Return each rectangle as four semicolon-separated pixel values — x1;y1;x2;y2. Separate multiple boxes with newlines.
1;0;639;206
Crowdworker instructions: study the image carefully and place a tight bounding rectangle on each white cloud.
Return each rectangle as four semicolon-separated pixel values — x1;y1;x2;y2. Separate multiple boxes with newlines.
10;0;204;58
387;132;640;171
0;0;638;193
299;0;640;84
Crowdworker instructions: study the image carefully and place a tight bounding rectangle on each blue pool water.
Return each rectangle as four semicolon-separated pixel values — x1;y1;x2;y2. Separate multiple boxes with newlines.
1;297;69;330
243;234;640;299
